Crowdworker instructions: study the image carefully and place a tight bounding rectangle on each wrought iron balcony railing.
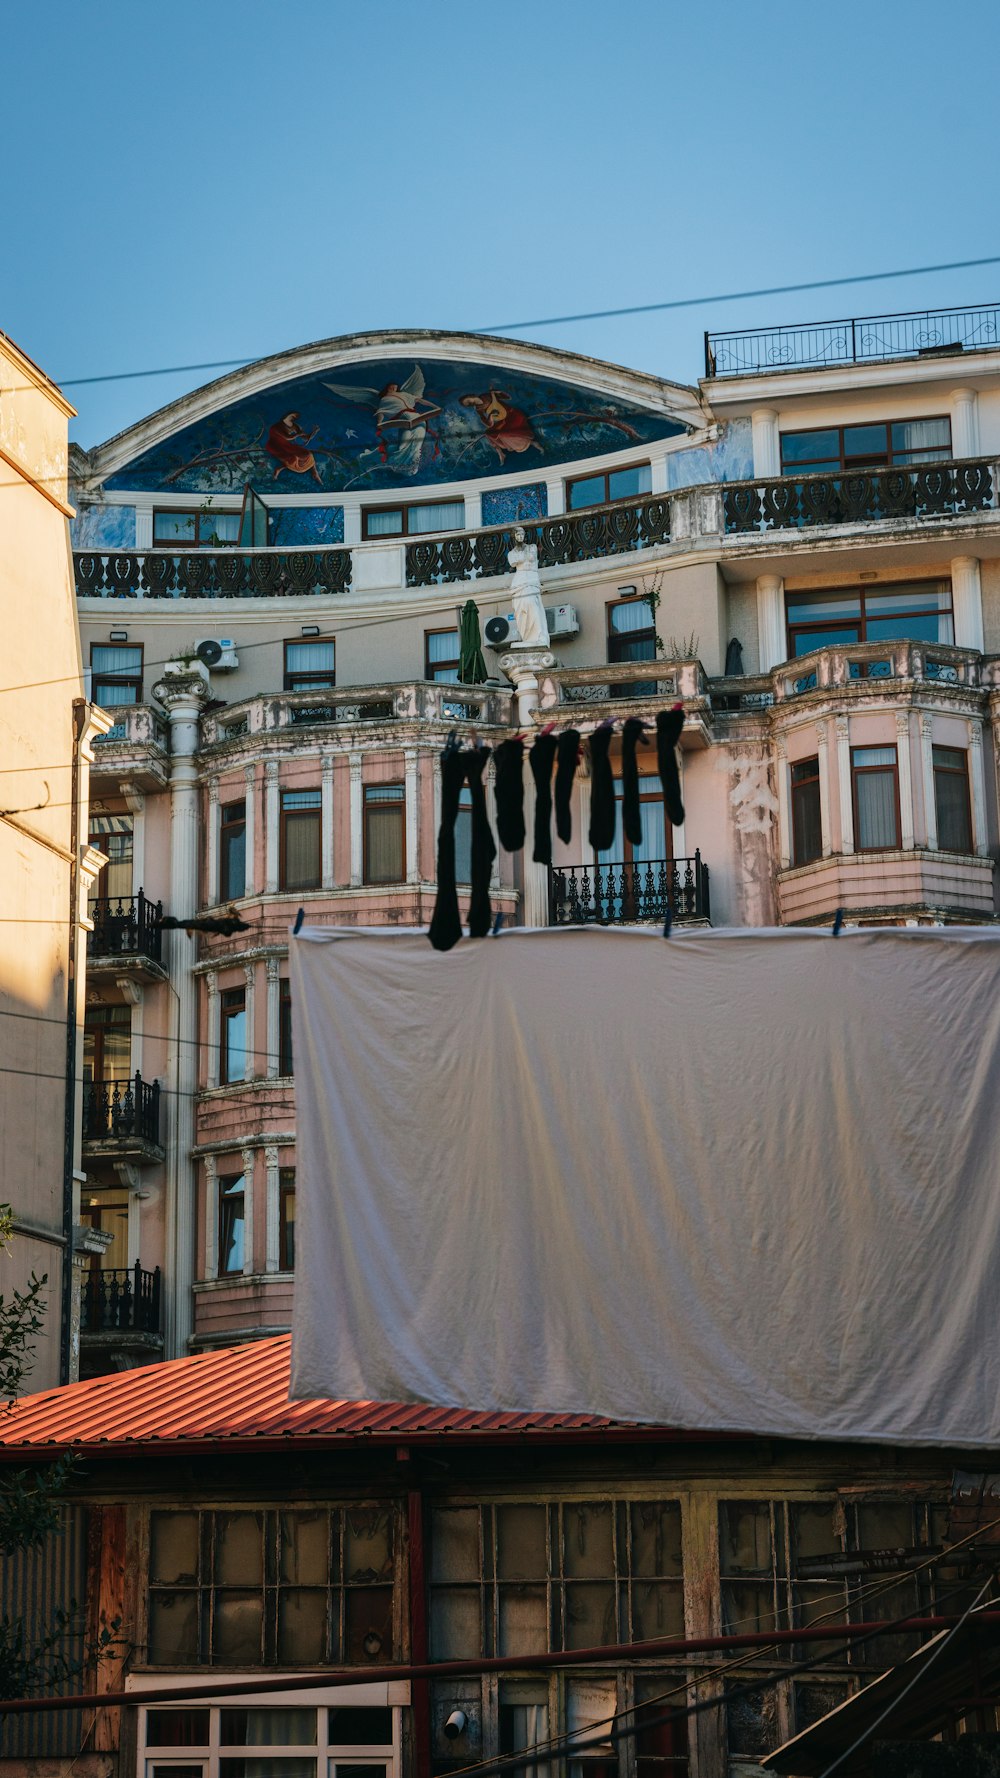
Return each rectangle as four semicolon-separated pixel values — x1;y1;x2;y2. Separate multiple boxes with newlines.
75;546;352;599
82;1073;160;1147
723;458;996;535
87;891;163;963
706;303;1000;376
81;1263;162;1336
550;854;710;927
406;494;672;587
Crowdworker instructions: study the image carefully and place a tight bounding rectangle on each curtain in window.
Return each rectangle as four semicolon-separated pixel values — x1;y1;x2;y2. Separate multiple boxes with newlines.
366;509;403;536
287;642;335;676
610;600;654;637
428;630;459;666
283;796;321;892
241;1708;316;1745
855;750;898;849
218;1177;245;1274
408;500;465;534
90;814;134;902
365;789;404;884
890;418;952;461
92;645;142;679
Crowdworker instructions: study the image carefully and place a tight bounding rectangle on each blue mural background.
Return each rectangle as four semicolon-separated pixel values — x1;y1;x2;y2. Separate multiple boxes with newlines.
269;506;345;546
104;360;687;495
666;418;753;489
72;504;137;548
481;482;548;525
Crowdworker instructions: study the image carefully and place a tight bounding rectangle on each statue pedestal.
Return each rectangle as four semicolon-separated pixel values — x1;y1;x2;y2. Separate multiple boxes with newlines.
499;646;556;728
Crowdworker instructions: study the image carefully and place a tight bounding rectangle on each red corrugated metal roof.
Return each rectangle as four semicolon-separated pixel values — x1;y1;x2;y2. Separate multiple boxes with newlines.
0;1336;683;1457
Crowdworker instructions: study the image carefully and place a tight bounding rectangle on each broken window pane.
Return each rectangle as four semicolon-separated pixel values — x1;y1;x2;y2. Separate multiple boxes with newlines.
791;1503;837;1562
563;1503;614;1578
630;1503;682;1578
635;1674;688;1775
720;1503;772;1575
431;1509;481;1583
725;1683;779;1757
563;1581;617;1649
344;1584;393;1663
150;1512;200;1585
215;1513;264;1587
720;1580;777;1638
280;1512;329;1586
496;1505;547;1580
278;1589;328;1665
429;1587;482;1659
213;1590;264;1664
856;1500;914;1551
631;1581;684;1640
566;1676;618;1778
500;1679;549;1778
344;1508;393;1582
498;1584;547;1656
794;1682;849;1732
148;1590;199;1663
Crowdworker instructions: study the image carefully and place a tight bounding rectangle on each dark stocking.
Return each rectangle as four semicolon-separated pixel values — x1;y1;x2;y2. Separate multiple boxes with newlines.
656;705;685;827
465;746;496;938
621;717;647;846
493;737;526;852
529;733;558;865
588;724;616;853
554;729;580;845
428;748;467;952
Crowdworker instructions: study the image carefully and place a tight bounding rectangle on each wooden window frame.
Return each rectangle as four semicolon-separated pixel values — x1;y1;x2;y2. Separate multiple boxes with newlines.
363;783;406;886
283;638;336;692
83;1004;131;1083
152;508;241;548
785;580;954;660
217;1172;246;1276
566;461;652;511
425;627;461;682
850;745;901;853
91;641;143;705
278;1167;295;1272
279;789;322;893
778;415;953;476
220;986;246;1086
790;757;822;867
278;978;293;1077
219;800;246;902
362;498;465;540
932;745;973;854
606;595;657;665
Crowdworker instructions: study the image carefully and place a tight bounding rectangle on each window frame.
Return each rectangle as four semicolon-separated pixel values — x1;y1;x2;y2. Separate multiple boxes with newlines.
566;461;652;511
363;784;406;886
362;499;465;540
424;628;461;682
152;507;242;548
785;580;954;660
280;788;323;893
790;756;823;868
778;415;953;476
220;985;247;1086
279;978;293;1077
932;745;973;854
217;1172;246;1276
850;744;901;852
90;641;143;708
284;638;337;692
606;596;658;666
279;1167;296;1272
219;799;247;903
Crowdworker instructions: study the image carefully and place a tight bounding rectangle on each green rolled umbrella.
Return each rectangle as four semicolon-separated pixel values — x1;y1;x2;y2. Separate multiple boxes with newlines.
458;598;489;684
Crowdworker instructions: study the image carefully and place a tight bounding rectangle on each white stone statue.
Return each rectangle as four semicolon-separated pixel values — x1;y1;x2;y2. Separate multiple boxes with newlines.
507;527;550;647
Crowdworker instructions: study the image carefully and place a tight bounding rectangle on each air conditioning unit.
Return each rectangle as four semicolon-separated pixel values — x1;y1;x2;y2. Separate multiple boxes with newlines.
484;614;517;648
545;603;580;638
195;637;239;671
484;605;580;648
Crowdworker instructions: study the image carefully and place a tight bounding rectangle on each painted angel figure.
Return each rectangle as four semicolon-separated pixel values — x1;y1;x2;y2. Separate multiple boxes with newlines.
323;366;442;477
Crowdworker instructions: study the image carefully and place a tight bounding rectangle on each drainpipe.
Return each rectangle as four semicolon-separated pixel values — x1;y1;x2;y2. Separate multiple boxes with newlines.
407;1483;431;1778
60;698;87;1385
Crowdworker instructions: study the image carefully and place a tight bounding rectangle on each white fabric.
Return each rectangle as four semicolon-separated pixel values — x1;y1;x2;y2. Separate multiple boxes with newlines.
289;926;1000;1446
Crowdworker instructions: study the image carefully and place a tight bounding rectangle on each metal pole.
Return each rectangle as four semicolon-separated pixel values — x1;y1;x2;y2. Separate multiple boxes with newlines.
60;698;87;1385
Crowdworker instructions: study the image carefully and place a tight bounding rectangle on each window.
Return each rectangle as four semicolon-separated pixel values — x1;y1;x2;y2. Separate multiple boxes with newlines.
220;987;247;1085
933;745;972;852
141;1697;396;1775
363;785;405;885
779;417;952;475
91;643;142;718
607;597;657;699
363;499;465;539
428;1499;682;1659
567;463;652;510
851;746;900;850
279;1168;296;1271
597;777;669;867
147;1507;396;1665
786;581;953;659
83;1003;131;1085
220;801;246;902
153;509;241;547
454;788;473;885
425;629;461;683
281;790;322;892
285;639;336;692
279;978;293;1077
217;1173;245;1275
88;812;133;904
790;758;822;867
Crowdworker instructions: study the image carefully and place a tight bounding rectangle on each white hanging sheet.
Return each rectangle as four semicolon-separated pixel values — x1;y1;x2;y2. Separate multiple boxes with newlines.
289;926;1000;1446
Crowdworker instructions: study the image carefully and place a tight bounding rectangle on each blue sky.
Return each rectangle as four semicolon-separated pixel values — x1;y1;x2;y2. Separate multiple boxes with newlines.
4;0;999;447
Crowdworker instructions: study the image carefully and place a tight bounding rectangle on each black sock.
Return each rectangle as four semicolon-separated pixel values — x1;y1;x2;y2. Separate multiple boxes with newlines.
657;706;685;827
428;748;467;951
493;737;526;852
554;729;580;846
621;717;647;846
588;725;616;853
465;746;496;938
529;733;558;865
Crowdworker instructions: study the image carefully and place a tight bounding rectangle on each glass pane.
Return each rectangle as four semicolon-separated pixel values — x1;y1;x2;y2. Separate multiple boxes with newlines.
153;511;197;543
280;1512;329;1584
287;642;335;676
282;789;323;809
720;1503;772;1575
786;594;862;623
94;681;139;708
429;1586;481;1658
344;1508;393;1582
563;1503;614;1577
364;784;404;803
277;1590;328;1665
221;1762;315;1778
497;1505;547;1580
791;1504;837;1561
792;625;860;655
631;791;665;865
563;1581;616;1648
284;812;321;891
721;1581;777;1636
780;430;839;466
631;1581;684;1639
630;1502;682;1577
409;500;464;534
147;1709;211;1748
148;1591;199;1663
866;584;950;615
92;645;142;675
792;779;822;867
223;1009;247;1084
344;1585;394;1663
935;768;972;853
853;746;896;768
726;1684;780;1756
222;1709;318;1745
498;1583;548;1655
213;1591;264;1664
150;1767;205;1778
933;746;965;772
609;600;654;635
202;511;240;545
864;613;940;642
891;417;951;455
843;424;888;459
364;806;403;884
366;509;403;536
568;475;606;510
431;1508;480;1582
333;1766;387;1778
499;1689;550;1778
221;825;246;901
216;1512;264;1585
219;1179;245;1273
150;1512;200;1585
608;463;651;499
855;768;898;849
856;1501;914;1549
454;805;472;885
427;630;459;664
326;1708;392;1745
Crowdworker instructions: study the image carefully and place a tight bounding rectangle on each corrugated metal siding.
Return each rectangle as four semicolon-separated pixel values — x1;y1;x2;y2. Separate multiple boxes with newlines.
0;1504;88;1757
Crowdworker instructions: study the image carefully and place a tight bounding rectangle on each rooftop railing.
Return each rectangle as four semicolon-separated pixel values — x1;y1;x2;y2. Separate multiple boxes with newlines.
723;459;996;535
706;303;1000;376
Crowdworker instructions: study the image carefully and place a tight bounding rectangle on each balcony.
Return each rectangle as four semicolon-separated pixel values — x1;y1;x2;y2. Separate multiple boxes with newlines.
87;891;165;981
89;703;170;790
200;679;514;748
82;1073;163;1162
706;302;1000;377
80;1263;163;1373
405;491;672;586
723;457;997;536
74;546;352;599
550;855;710;927
772;638;989;704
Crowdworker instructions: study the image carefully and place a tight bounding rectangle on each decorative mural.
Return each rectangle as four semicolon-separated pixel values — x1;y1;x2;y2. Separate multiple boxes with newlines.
103;360;688;495
481;482;548;525
666;418;753;490
269;506;345;546
72;503;136;548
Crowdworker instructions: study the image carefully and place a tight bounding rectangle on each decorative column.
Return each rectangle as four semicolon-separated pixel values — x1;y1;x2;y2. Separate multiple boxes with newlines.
756;575;785;673
951;557;985;653
243;961;256;1080
243;763;257;895
951;388;981;459
775;735;791;869
152;670;211;1358
815;723;832;857
266;956;281;1079
920;716;937;850
205;969;220;1089
835;715;854;854
264;760;280;893
264;1144;281;1273
206;777;220;907
349;752;363;887
203;1154;218;1280
895;711;915;850
751;408;780;478
544;476;565;516
499;646;557;927
241;1146;255;1277
969;719;989;856
404;747;420;885
321;751;335;889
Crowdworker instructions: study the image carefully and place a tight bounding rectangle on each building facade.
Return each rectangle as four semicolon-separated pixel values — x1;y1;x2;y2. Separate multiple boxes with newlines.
68;308;1000;1372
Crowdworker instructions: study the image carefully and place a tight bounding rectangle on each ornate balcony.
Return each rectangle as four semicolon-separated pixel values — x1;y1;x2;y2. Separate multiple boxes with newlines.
550;855;710;927
82;1073;163;1161
200;680;514;749
723;458;996;535
87;891;165;979
706;302;1000;376
74;546;352;599
81;1263;162;1335
772;639;988;704
405;492;672;586
89;703;170;790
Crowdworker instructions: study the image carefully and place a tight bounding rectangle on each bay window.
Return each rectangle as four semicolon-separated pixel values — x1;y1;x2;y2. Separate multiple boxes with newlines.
851;746;900;851
932;746;972;853
790;758;822;867
363;785;405;885
281;790;322;892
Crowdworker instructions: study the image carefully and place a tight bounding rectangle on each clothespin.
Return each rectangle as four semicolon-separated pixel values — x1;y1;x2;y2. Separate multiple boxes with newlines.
831;907;844;937
293;907;305;935
492;910;505;936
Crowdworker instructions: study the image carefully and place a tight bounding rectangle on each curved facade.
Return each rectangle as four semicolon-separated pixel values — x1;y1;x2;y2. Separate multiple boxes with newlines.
70;317;1000;1372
